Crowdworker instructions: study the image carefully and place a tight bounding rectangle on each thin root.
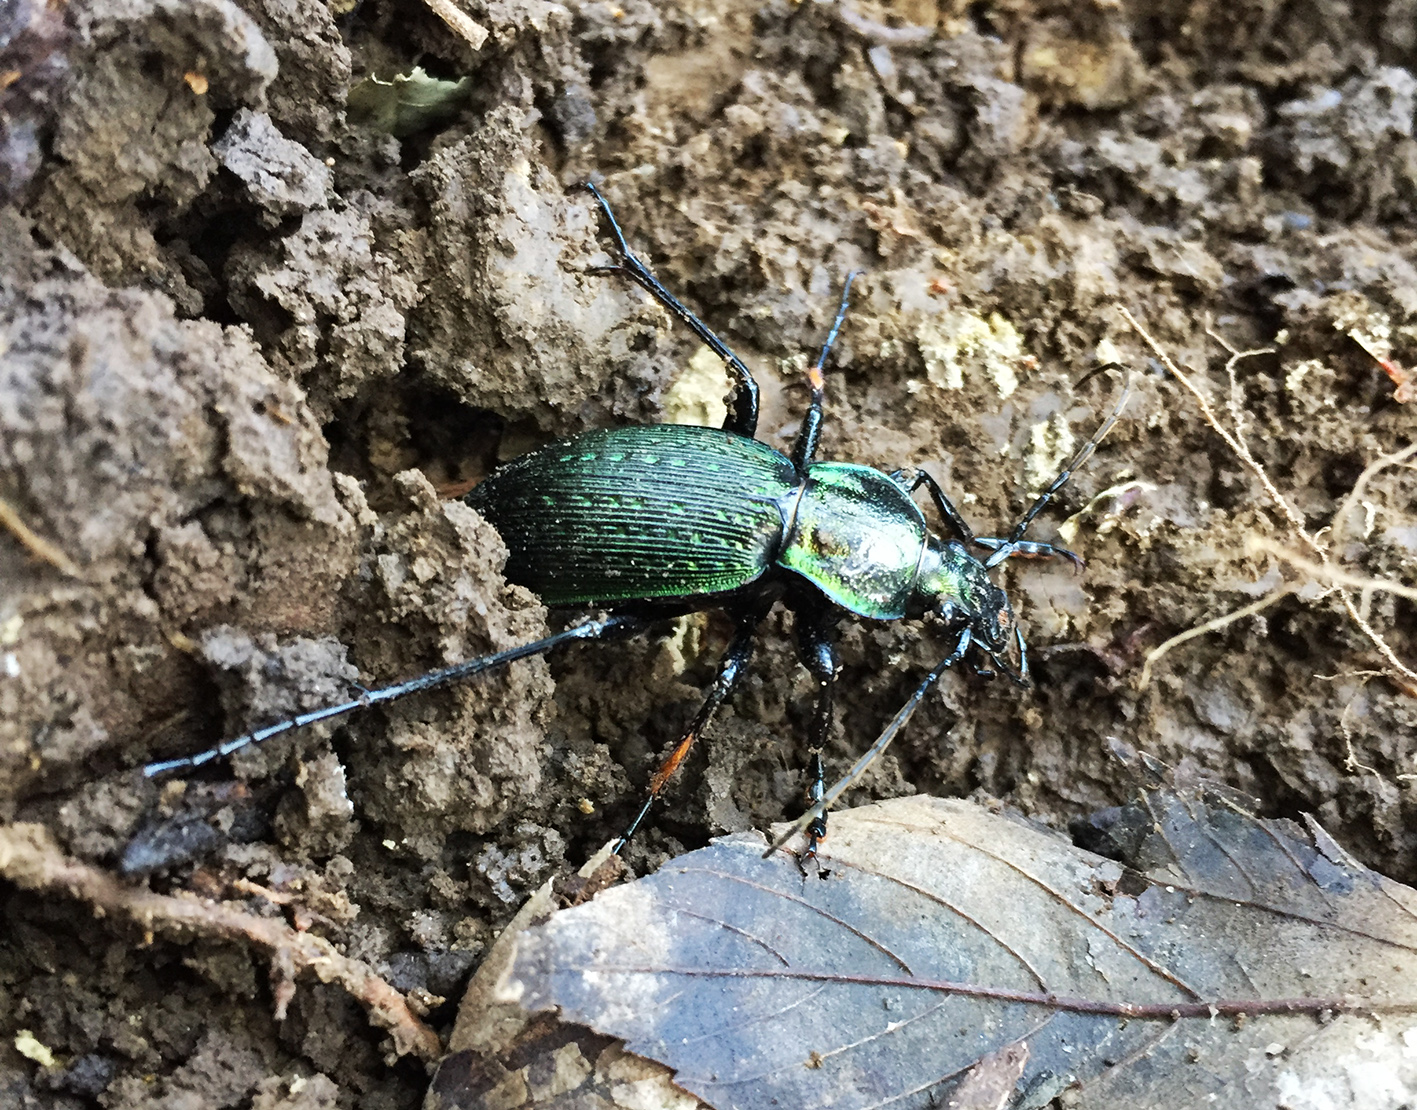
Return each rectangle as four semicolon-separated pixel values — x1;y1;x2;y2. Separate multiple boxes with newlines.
1249;539;1417;603
1138;590;1293;689
1120;307;1416;698
1331;442;1417;545
420;0;488;50
0;822;441;1061
836;3;934;46
0;495;81;577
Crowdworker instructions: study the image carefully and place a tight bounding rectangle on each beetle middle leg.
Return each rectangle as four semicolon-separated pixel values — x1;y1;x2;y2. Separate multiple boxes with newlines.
581;182;761;439
612;609;765;853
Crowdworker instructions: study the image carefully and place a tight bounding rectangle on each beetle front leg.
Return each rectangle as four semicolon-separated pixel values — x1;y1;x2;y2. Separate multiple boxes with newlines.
613;613;762;853
894;467;978;547
796;609;841;869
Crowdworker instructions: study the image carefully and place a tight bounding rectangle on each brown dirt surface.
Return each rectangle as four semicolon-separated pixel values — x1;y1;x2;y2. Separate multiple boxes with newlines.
2;0;1415;1106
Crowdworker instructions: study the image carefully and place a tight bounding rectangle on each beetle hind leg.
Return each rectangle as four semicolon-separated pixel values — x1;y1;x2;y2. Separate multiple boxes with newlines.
141;614;649;778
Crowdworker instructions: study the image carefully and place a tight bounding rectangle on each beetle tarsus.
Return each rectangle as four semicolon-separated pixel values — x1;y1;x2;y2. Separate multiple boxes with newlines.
763;627;974;861
800;750;830;876
793;610;839;860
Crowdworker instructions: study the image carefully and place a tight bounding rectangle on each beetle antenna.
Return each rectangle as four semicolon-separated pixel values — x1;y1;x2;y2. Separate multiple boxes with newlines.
985;367;1133;568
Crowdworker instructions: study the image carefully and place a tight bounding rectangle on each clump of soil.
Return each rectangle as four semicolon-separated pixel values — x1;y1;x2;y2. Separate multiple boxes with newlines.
2;0;1414;1106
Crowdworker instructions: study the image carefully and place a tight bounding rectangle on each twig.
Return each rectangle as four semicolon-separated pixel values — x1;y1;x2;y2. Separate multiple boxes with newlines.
421;0;488;50
0;823;441;1061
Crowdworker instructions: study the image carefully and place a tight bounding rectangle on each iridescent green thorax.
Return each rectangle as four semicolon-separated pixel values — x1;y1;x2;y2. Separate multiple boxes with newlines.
777;463;928;620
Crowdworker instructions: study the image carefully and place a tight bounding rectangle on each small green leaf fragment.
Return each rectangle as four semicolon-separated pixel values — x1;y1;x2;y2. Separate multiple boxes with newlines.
348;66;472;137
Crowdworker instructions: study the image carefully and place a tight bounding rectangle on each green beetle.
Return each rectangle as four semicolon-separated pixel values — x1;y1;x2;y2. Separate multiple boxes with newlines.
145;184;1128;860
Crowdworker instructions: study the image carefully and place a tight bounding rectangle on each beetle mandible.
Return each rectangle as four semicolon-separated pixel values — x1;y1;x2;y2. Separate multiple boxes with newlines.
144;183;1130;860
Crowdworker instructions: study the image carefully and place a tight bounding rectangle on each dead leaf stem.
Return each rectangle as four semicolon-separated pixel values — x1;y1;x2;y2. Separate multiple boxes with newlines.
574;964;1417;1021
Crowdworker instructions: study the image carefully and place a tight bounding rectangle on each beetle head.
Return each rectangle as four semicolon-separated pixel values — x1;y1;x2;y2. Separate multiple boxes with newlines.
973;578;1016;651
963;573;1028;684
915;539;1028;682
